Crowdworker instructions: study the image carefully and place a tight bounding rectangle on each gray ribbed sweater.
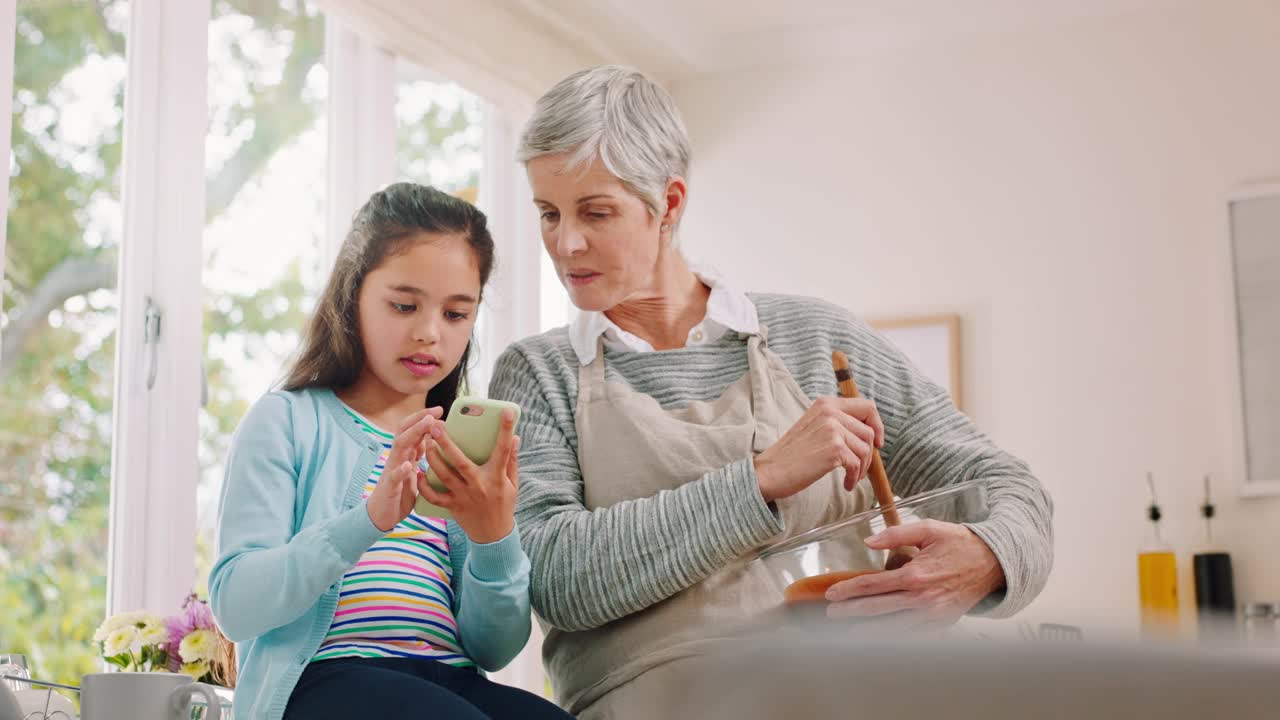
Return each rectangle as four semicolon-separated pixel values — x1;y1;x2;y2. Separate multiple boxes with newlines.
488;293;1053;631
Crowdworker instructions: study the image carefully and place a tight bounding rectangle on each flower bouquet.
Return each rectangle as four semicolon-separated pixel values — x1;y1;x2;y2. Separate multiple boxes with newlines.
94;593;236;688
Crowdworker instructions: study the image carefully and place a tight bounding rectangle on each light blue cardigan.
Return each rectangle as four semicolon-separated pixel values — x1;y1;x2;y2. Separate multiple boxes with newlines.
209;387;531;720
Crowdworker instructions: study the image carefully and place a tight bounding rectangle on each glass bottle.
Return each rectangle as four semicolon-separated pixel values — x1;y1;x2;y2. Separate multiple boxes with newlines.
1192;475;1235;636
1138;472;1179;636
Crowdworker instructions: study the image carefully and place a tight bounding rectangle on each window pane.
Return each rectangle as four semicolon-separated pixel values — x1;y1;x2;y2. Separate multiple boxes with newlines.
195;0;327;595
396;60;490;386
396;60;482;201
0;0;129;686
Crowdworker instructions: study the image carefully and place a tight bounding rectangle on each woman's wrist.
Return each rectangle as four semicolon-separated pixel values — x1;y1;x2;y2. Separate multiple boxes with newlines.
753;455;777;503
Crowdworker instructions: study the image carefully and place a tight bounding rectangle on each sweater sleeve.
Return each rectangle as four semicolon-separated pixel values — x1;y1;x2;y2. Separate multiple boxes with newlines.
452;527;533;672
488;345;784;633
208;393;386;642
842;315;1054;618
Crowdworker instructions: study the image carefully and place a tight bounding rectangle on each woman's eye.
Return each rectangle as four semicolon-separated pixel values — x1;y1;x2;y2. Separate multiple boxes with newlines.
391;302;416;313
445;311;470;321
540;210;559;221
586;211;609;220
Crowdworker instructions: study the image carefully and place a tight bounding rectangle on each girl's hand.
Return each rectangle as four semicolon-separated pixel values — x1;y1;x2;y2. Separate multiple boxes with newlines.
419;409;520;544
367;407;443;532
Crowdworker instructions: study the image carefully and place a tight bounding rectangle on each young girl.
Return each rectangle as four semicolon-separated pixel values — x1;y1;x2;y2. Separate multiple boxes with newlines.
209;184;573;720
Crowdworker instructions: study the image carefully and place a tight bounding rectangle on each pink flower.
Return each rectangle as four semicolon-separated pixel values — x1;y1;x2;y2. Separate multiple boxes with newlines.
165;594;216;671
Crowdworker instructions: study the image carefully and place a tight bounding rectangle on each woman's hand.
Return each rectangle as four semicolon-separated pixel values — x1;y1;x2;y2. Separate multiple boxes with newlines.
419;409;521;544
823;520;1005;624
366;407;444;532
753;397;885;503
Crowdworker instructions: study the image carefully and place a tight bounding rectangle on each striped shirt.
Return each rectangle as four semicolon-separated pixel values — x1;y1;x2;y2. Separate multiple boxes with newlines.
489;292;1054;632
312;406;472;667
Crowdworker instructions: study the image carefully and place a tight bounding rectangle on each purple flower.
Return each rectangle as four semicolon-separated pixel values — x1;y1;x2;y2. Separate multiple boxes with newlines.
165;594;216;671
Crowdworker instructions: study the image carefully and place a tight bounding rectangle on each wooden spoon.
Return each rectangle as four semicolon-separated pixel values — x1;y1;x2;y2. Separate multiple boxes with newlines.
832;351;916;571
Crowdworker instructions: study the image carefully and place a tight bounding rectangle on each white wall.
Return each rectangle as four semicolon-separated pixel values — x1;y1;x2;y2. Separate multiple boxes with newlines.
673;0;1280;634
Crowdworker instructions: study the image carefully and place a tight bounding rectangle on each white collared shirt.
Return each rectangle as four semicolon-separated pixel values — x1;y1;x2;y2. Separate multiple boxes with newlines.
568;263;760;365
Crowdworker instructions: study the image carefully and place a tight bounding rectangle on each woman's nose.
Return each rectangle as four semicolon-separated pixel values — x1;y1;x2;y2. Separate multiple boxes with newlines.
555;221;588;257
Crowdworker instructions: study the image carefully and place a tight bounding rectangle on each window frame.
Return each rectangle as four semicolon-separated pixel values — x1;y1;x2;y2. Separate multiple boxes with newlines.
324;20;396;268
106;0;211;616
1;5;547;686
473;104;542;393
0;0;14;332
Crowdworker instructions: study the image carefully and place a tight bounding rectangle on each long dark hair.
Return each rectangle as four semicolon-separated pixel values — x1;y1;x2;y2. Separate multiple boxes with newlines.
282;183;495;416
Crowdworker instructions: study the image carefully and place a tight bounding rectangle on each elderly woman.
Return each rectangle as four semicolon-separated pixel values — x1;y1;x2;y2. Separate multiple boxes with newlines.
488;66;1053;719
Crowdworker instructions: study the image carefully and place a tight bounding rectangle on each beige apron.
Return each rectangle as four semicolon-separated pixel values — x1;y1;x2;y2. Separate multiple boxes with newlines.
548;327;875;719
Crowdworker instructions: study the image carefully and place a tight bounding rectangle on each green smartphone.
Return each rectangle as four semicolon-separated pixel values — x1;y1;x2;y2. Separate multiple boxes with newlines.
413;396;521;519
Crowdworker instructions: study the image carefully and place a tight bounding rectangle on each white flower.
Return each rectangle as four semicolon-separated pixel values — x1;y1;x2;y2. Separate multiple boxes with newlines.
93;611;153;642
139;623;169;647
138;614;164;630
180;660;210;679
103;627;138;658
179;629;216;662
93;614;124;642
117;611;150;627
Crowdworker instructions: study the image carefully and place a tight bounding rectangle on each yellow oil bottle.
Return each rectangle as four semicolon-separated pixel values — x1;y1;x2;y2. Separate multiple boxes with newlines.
1138;472;1178;636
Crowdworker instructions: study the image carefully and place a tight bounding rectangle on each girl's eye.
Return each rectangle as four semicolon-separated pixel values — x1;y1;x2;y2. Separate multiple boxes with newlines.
445;311;470;321
391;302;416;313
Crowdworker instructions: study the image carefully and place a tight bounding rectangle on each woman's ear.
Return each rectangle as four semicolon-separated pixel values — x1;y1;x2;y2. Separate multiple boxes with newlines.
661;176;688;230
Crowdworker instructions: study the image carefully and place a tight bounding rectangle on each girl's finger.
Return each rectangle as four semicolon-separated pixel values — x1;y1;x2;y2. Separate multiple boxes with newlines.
403;462;423;500
417;470;456;510
396;407;434;433
485;409;518;469
425;442;467;493
387;460;413;486
433;430;477;477
506;437;521;489
392;414;436;457
412;417;444;463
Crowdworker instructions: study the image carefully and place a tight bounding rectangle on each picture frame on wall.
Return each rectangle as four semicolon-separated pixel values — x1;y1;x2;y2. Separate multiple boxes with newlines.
1225;183;1280;498
868;314;963;411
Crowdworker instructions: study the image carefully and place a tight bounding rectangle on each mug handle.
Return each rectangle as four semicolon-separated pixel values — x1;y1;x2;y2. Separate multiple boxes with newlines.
170;682;223;720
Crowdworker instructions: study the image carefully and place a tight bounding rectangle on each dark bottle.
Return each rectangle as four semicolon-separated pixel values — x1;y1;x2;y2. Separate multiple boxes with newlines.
1193;476;1235;635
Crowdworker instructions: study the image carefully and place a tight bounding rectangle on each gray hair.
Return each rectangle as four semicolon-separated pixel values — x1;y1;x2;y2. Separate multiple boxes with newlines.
517;65;691;220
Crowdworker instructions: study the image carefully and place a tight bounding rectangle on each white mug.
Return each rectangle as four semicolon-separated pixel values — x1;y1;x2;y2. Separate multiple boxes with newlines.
0;680;22;720
80;672;222;720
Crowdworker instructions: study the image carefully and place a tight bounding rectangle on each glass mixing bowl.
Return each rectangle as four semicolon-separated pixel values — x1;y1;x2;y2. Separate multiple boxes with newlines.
755;478;991;605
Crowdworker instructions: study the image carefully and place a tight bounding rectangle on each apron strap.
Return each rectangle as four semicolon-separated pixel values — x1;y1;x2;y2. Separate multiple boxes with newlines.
579;336;608;403
746;329;780;453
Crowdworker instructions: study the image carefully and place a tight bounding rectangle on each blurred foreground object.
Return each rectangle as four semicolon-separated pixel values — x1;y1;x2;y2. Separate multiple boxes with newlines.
666;621;1279;720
